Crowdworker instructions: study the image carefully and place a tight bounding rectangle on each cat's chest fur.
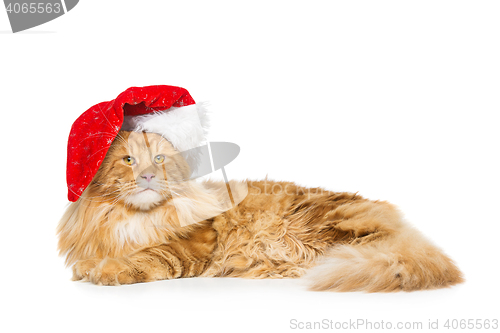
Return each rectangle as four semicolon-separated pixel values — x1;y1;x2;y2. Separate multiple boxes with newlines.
111;209;174;249
114;212;156;246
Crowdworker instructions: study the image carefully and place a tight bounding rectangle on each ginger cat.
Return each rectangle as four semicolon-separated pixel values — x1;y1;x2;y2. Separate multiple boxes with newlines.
57;131;463;292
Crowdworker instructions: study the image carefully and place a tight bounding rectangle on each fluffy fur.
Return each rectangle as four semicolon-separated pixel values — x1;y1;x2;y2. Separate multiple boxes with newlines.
57;131;463;292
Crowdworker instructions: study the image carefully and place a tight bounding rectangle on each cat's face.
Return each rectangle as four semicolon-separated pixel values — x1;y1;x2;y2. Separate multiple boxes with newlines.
89;131;190;210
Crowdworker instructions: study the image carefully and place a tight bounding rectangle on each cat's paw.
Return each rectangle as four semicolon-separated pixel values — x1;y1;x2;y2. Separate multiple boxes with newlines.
72;258;100;281
73;257;146;286
86;258;128;286
88;258;143;286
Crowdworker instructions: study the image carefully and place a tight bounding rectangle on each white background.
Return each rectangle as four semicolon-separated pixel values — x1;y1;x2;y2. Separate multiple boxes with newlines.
1;1;499;332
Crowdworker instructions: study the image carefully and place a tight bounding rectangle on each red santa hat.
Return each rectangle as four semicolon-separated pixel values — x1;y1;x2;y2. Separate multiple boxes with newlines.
66;85;209;202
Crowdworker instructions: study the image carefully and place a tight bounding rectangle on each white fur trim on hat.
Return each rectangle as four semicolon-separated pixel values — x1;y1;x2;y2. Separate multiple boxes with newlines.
121;103;210;173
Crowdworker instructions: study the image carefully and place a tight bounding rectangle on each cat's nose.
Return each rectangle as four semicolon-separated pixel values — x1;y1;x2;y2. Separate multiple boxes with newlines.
141;173;155;182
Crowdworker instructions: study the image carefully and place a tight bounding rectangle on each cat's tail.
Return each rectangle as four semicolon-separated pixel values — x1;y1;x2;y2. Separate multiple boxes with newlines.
305;227;464;292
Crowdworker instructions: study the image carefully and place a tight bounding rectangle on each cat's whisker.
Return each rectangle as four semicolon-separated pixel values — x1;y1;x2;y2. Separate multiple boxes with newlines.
157;191;171;202
79;193;121;204
87;189;122;199
114;131;128;144
83;187;125;201
157;135;171;150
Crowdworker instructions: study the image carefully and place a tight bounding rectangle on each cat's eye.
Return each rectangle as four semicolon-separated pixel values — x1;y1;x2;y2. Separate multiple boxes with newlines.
154;155;165;164
123;156;135;166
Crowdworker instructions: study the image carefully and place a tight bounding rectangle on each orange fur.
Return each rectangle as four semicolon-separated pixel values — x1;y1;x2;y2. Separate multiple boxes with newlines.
58;131;463;291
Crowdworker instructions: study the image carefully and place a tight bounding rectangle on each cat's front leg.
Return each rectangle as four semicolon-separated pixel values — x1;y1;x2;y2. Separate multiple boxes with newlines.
83;248;202;286
86;257;147;286
83;250;178;286
73;255;164;286
76;221;217;286
72;258;130;284
72;258;100;281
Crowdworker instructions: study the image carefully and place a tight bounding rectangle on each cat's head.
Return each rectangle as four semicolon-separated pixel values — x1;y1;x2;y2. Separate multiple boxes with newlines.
86;131;190;211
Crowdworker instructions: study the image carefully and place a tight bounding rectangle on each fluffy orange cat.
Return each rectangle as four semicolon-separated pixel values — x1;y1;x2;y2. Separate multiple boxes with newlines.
57;130;463;292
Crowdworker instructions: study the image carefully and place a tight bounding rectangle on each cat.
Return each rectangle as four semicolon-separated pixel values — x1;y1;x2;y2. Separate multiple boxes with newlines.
57;130;463;292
